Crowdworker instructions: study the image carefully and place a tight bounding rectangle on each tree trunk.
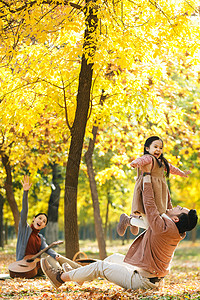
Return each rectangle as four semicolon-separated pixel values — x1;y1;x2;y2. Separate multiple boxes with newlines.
64;0;98;259
45;163;61;244
109;223;112;243
104;189;111;240
5;220;8;244
1;153;20;233
0;193;4;248
85;126;107;259
191;227;196;243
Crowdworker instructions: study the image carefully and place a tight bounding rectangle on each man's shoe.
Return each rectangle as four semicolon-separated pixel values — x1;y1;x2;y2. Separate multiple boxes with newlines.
41;258;64;289
62;262;73;272
117;213;130;236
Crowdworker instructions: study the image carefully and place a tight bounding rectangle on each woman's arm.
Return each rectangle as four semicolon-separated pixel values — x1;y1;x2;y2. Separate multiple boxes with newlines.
40;236;58;259
20;176;32;227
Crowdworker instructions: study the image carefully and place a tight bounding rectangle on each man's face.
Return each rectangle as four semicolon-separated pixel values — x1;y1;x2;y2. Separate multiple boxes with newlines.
166;205;189;218
32;214;47;230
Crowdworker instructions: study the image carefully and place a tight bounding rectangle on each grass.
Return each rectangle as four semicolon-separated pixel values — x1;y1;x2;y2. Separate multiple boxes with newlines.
0;239;200;299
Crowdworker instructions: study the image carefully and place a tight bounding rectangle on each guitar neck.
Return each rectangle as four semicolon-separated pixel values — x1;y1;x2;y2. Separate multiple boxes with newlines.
26;242;61;262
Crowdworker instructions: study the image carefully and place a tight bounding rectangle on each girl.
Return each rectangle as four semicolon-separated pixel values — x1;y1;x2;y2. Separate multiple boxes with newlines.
118;136;191;236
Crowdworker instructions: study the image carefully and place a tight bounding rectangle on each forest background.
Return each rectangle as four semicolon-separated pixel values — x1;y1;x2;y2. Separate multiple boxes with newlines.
0;0;200;261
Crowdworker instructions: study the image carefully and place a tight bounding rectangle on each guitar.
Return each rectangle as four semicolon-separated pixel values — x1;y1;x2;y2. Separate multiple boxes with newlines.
8;240;63;279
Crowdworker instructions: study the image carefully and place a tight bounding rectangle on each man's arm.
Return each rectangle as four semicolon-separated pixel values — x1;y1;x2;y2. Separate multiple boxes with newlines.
142;175;165;231
143;174;151;185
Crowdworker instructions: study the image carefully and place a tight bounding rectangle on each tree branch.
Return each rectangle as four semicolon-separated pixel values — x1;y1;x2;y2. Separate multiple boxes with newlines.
0;0;83;14
148;0;178;35
60;73;73;131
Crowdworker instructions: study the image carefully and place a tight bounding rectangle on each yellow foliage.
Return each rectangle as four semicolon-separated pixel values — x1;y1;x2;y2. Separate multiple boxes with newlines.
95;166;126;185
0;0;200;226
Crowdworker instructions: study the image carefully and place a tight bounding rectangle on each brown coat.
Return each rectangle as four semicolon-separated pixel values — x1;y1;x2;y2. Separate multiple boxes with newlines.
125;182;185;277
131;155;172;215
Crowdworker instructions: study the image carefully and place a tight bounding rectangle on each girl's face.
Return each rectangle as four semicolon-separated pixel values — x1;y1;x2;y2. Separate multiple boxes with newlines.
32;214;47;230
145;139;163;159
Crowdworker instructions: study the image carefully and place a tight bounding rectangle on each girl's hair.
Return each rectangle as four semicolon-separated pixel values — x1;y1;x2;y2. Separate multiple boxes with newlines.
34;213;48;225
144;136;170;177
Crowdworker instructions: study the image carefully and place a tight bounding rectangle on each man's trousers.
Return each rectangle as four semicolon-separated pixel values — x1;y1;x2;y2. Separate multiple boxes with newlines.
67;253;156;290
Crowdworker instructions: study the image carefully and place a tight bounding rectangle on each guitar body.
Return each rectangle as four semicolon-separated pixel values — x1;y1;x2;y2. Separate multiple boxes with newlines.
8;240;63;279
8;255;41;279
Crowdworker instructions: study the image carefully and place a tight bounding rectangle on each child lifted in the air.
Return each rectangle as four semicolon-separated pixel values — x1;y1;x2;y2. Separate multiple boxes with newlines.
117;136;191;236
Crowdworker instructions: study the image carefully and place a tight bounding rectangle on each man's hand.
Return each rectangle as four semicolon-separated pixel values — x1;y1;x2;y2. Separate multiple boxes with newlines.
140;162;152;173
21;175;32;191
142;163;152;186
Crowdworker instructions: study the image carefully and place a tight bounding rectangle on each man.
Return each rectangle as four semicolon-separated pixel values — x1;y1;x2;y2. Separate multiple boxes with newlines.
41;173;198;290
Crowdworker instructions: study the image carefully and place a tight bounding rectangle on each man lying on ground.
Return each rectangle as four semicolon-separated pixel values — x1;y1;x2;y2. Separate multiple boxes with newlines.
41;169;198;290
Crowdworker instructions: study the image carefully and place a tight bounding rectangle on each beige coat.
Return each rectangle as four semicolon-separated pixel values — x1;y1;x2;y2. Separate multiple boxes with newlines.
131;155;172;215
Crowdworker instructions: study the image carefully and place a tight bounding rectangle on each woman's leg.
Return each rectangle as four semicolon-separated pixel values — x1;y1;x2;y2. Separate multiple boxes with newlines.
43;255;61;270
57;255;81;269
45;255;81;269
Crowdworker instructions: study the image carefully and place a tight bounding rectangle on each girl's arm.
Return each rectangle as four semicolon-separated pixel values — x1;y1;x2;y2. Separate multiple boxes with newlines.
168;163;191;177
130;155;152;168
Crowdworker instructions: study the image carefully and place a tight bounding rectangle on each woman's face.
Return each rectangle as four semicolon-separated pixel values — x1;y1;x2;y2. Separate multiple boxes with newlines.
32;214;47;230
146;139;163;159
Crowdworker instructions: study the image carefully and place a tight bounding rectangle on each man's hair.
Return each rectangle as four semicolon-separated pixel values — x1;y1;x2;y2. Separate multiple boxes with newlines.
34;213;48;225
176;209;198;234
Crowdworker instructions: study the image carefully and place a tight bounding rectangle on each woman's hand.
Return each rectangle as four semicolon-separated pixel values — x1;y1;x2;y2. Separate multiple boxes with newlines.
21;175;32;191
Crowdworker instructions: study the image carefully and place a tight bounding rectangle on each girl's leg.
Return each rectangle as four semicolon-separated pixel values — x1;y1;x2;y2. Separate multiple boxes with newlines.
130;214;148;229
141;214;149;228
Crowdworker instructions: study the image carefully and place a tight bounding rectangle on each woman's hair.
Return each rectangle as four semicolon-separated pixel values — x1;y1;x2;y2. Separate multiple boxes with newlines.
144;136;170;177
176;209;198;234
34;213;48;225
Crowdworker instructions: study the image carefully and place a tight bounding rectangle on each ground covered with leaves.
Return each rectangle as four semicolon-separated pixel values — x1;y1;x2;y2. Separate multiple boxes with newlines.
0;241;200;299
